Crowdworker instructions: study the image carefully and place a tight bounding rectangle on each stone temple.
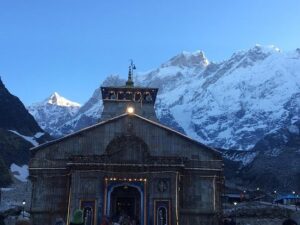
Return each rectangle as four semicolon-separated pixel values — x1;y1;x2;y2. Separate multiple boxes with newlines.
29;65;224;225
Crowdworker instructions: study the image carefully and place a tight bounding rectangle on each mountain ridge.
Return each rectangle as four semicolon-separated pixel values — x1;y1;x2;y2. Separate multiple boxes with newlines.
28;45;300;151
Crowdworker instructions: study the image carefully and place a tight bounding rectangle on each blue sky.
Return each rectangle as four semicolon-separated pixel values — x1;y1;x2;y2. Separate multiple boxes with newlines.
1;0;300;105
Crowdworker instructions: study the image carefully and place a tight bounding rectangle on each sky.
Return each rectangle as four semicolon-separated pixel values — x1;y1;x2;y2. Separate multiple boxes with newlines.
1;0;300;105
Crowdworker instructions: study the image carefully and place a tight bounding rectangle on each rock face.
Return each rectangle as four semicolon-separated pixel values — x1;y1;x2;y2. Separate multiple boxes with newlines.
0;79;43;136
0;78;50;186
239;121;300;192
221;120;300;192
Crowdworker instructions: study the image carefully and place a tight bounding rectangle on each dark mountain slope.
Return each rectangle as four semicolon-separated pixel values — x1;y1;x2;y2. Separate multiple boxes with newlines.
0;78;44;135
0;78;51;186
239;122;300;192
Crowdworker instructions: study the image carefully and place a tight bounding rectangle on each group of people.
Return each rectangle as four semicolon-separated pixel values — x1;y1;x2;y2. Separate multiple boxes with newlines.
68;209;140;225
100;214;140;225
282;219;298;225
10;212;299;225
221;217;236;225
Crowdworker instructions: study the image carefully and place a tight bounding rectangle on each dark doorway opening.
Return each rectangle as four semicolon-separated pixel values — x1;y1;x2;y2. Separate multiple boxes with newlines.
110;185;141;224
116;197;135;218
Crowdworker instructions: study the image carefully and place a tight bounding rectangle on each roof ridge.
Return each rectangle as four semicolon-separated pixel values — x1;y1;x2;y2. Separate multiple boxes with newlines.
31;113;220;156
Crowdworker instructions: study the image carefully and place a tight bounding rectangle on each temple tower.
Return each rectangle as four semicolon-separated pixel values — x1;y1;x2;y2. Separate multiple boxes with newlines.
101;62;158;121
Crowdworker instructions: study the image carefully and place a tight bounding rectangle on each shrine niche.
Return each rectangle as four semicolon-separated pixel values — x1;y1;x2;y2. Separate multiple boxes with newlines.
154;200;171;225
80;200;96;225
29;63;223;225
157;179;169;193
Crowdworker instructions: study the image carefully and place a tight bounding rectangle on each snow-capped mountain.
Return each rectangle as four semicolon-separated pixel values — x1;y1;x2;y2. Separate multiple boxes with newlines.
147;45;300;150
28;77;125;136
29;45;300;152
142;45;300;151
27;92;81;137
56;87;103;135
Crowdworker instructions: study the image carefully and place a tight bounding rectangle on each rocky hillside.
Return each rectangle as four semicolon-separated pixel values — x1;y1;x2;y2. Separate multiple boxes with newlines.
0;79;43;136
0;78;50;186
240;121;300;192
221;119;300;193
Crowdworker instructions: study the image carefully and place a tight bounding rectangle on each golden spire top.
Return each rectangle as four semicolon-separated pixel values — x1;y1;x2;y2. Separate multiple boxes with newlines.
126;59;136;87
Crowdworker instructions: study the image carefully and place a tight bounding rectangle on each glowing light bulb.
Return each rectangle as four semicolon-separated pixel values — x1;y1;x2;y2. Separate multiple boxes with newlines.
127;106;134;114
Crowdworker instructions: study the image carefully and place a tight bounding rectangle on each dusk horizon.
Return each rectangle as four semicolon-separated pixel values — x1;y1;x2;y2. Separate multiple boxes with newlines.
1;0;300;106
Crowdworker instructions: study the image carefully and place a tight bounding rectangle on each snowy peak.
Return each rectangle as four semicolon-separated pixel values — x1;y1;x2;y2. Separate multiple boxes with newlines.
162;50;209;68
137;50;210;92
236;45;280;57
47;92;81;107
245;45;280;58
229;45;281;67
250;44;280;53
102;74;126;87
28;92;82;137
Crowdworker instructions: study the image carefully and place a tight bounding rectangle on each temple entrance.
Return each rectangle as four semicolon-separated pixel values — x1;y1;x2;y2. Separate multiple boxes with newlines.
115;197;135;218
109;185;141;224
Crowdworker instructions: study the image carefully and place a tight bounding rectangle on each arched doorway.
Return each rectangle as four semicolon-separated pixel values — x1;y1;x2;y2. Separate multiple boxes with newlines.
111;186;140;222
106;182;145;225
104;135;148;224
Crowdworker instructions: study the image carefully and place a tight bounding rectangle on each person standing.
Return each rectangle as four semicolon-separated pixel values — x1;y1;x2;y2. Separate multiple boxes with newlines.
100;216;109;225
15;220;31;225
70;209;84;225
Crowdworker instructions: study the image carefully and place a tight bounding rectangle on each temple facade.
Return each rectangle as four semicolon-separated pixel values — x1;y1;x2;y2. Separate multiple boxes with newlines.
29;66;224;225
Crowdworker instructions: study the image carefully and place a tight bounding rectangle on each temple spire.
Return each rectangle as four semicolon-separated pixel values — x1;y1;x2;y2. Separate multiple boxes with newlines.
126;60;136;87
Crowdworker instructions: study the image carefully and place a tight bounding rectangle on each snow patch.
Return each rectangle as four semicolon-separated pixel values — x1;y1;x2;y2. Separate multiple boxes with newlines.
9;130;39;146
223;151;258;166
288;125;299;135
1;188;14;191
265;148;282;157
10;164;29;182
34;132;45;138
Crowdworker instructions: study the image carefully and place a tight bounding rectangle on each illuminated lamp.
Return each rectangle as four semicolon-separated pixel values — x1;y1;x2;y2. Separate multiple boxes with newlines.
127;106;134;114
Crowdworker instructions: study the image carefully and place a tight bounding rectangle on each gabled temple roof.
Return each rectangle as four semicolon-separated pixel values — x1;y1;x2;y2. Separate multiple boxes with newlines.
31;113;221;156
